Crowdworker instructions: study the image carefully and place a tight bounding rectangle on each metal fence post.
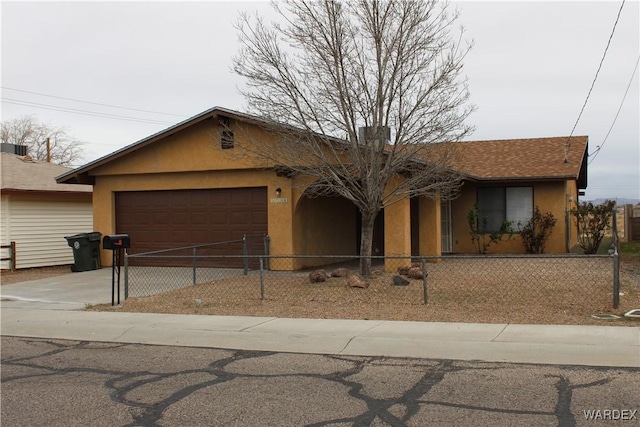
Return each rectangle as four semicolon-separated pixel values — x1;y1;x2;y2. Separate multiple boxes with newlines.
421;257;428;304
243;234;249;275
613;250;620;309
259;256;265;300
612;207;620;309
124;251;129;300
263;235;270;270
192;246;197;285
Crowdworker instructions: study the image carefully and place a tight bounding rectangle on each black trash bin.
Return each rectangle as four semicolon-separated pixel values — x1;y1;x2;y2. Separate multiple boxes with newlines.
64;232;102;272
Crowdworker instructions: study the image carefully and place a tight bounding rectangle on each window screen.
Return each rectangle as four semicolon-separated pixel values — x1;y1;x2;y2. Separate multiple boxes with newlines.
477;187;505;232
477;186;533;232
506;187;533;230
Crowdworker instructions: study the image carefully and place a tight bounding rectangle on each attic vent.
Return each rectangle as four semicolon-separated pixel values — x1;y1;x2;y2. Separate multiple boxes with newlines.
221;130;234;149
219;116;231;128
219;116;234;149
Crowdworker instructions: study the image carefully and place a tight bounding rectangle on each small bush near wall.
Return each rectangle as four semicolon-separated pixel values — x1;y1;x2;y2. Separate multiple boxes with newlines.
467;207;513;254
571;200;616;254
520;206;557;254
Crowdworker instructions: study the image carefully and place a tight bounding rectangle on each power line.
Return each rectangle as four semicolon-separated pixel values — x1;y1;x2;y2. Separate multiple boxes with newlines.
1;98;176;125
589;55;640;165
1;86;188;118
564;0;626;158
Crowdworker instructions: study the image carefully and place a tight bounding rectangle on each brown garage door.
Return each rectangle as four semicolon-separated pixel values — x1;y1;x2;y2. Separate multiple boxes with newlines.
115;187;268;266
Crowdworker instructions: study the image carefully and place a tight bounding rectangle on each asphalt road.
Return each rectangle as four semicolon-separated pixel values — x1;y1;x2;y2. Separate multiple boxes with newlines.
2;336;638;427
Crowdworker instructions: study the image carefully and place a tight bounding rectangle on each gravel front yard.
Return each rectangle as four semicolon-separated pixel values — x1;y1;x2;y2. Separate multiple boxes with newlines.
91;256;640;326
4;257;639;326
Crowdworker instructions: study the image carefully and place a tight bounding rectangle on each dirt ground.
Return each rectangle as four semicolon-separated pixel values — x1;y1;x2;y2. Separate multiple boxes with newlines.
0;265;72;285
102;255;640;326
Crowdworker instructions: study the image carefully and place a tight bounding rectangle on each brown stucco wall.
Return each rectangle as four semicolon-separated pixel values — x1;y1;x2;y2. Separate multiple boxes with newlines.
292;194;357;269
450;180;577;254
418;196;441;256
92;119;272;177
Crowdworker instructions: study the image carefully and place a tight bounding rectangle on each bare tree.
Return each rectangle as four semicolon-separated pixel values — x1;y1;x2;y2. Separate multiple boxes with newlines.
233;0;475;276
0;115;85;166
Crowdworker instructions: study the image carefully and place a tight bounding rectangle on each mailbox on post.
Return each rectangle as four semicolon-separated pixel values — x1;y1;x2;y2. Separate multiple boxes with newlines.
103;234;130;250
102;234;130;306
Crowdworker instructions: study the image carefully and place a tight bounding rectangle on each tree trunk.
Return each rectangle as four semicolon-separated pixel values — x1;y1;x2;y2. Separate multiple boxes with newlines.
359;211;377;278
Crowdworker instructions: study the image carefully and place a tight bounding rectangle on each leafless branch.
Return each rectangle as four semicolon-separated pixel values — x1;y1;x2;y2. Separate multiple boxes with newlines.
231;0;475;274
0;115;85;166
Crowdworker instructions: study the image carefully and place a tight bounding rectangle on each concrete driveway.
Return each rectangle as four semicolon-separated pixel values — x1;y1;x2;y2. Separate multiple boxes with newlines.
1;268;115;310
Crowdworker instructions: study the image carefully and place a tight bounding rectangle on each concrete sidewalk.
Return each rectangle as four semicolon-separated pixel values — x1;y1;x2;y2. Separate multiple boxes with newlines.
2;307;638;368
1;268;639;368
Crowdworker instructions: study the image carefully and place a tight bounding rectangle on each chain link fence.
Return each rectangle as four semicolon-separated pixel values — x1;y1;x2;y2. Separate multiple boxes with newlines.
124;253;622;314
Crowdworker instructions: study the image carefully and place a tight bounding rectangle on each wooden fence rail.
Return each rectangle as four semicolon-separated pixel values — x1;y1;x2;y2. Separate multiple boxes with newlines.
1;241;16;271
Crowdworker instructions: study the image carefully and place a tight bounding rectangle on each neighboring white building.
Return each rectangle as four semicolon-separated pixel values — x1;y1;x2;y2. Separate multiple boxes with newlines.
1;149;93;269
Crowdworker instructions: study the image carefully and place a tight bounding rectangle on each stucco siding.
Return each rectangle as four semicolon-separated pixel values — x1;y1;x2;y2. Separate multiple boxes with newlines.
4;194;93;268
533;181;571;253
451;181;573;254
90;120;275;177
293;195;357;262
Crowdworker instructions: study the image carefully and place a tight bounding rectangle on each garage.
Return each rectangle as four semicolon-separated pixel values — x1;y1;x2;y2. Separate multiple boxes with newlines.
115;187;268;266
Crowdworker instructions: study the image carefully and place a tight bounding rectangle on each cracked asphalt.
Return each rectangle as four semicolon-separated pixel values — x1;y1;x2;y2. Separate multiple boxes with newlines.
2;336;638;427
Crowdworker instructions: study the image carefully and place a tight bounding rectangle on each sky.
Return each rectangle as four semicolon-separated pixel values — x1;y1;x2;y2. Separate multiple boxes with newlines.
1;1;638;201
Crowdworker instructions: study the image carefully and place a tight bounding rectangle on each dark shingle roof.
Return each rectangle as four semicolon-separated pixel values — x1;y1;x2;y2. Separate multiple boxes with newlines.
445;135;588;181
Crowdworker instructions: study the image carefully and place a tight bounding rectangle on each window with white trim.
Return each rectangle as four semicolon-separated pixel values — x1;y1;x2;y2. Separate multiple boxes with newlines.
477;187;533;232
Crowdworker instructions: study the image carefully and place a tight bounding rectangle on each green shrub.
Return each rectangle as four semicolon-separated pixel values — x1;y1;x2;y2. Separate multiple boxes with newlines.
520;206;557;254
570;200;615;254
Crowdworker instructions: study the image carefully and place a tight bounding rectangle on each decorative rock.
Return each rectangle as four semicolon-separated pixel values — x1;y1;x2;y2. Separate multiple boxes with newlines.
309;269;328;283
392;275;410;286
406;267;424;280
331;268;351;278
397;266;411;276
347;274;369;289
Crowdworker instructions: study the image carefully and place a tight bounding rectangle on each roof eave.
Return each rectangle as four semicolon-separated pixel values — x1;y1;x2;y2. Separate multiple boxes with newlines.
1;188;92;196
462;174;582;183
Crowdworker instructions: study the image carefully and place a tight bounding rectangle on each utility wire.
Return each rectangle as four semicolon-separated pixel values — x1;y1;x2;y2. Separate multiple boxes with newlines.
564;0;626;157
589;55;640;165
1;98;176;125
1;86;188;118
